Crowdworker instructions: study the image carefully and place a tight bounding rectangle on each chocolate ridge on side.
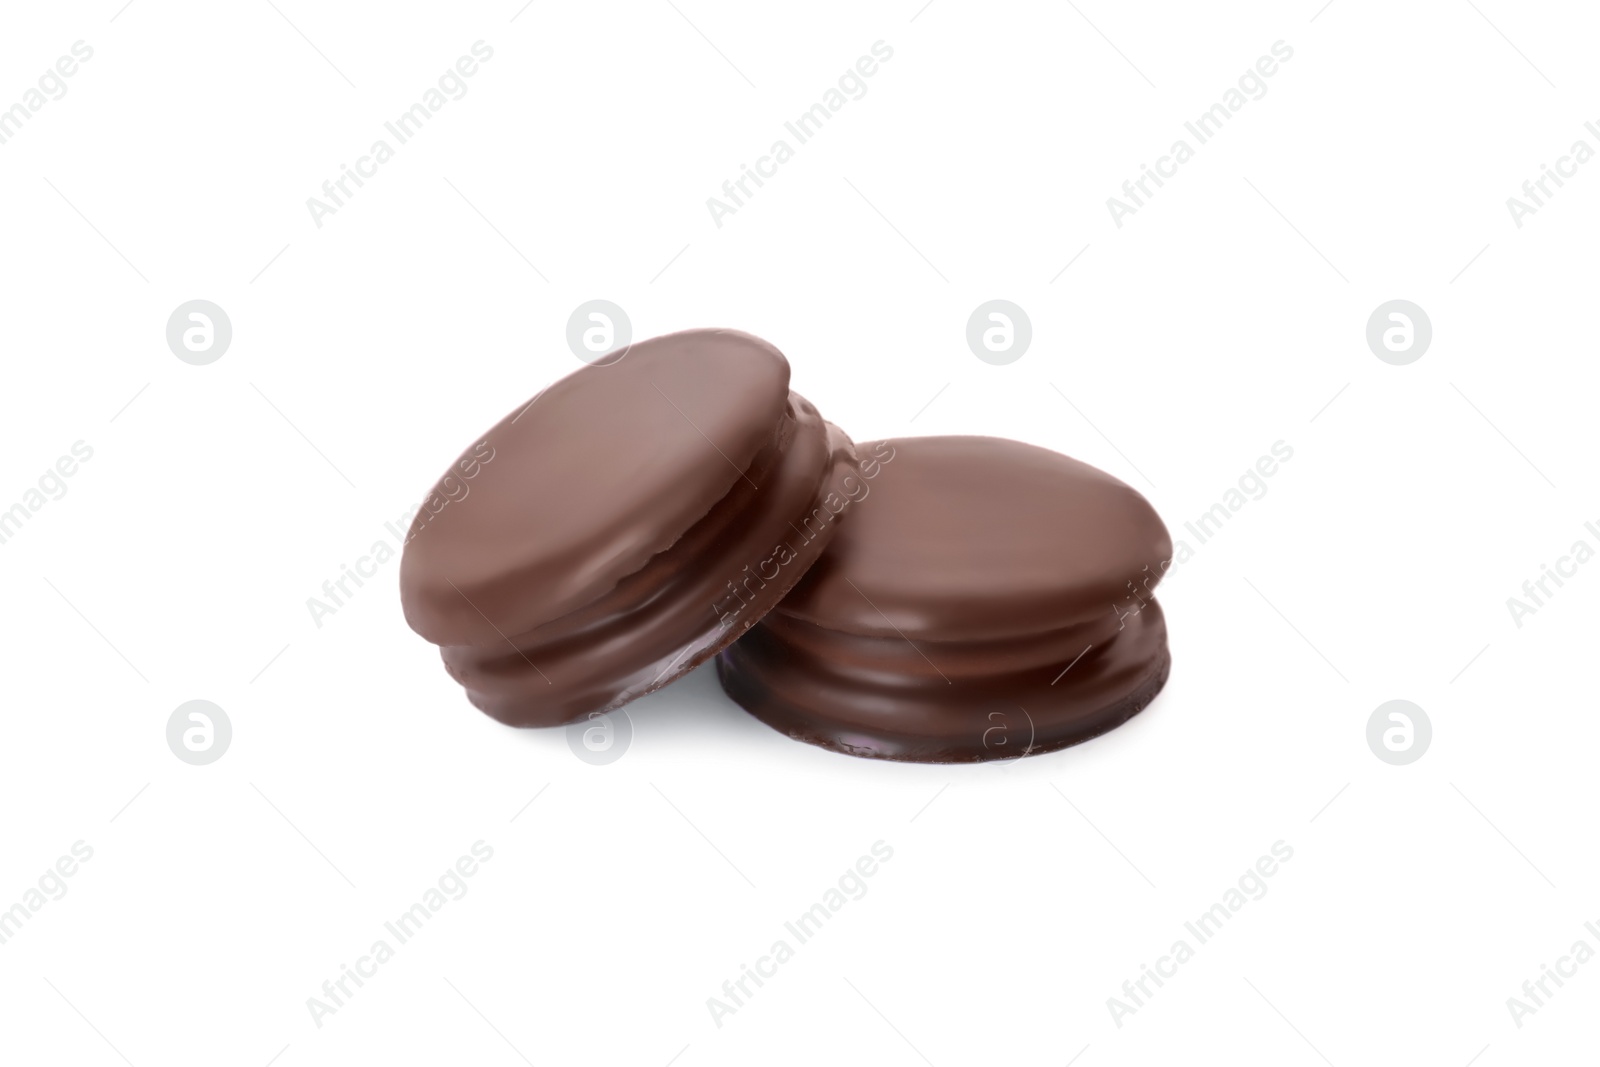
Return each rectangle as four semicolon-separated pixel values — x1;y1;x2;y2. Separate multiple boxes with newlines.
716;435;1173;762
400;328;790;647
770;436;1172;641
719;598;1169;762
442;398;861;726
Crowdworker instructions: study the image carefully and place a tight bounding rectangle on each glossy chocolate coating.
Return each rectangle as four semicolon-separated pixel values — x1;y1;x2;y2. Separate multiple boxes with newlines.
400;329;861;727
717;436;1173;762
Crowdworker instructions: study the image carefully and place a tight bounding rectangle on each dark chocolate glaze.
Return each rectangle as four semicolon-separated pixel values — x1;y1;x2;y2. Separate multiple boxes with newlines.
399;329;861;727
716;436;1173;762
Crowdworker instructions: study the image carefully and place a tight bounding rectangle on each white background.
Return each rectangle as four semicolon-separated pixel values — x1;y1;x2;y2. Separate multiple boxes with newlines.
2;1;1597;1064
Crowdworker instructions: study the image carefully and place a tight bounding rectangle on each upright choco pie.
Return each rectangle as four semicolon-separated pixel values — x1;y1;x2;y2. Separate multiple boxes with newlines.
717;436;1173;762
400;329;860;727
